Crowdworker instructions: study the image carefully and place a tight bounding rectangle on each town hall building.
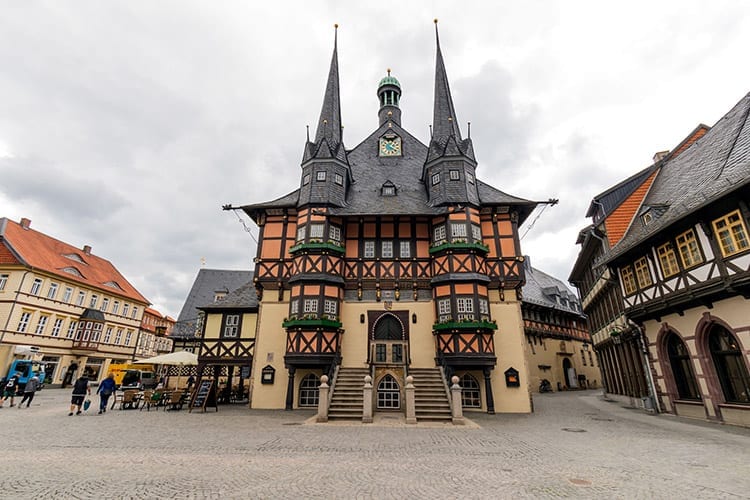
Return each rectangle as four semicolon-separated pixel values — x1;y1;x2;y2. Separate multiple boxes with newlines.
216;23;544;418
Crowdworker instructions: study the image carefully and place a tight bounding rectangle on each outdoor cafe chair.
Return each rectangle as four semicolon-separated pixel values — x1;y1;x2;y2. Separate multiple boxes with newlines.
165;391;185;411
120;390;139;410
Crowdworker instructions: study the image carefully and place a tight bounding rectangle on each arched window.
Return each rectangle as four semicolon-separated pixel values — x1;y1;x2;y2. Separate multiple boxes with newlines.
708;326;750;403
666;333;700;400
374;315;402;340
376;375;400;409
460;374;481;408
298;374;320;407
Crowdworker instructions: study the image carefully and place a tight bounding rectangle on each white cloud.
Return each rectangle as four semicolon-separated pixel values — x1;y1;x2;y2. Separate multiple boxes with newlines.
1;1;749;314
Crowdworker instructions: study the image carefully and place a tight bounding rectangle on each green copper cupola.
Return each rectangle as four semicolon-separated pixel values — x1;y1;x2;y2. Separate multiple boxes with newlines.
378;69;402;127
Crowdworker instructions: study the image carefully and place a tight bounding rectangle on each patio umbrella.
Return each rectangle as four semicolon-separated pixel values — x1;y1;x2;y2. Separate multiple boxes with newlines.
133;351;198;366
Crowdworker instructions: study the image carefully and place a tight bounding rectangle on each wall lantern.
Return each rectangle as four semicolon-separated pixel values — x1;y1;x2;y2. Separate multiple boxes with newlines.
412;313;417;324
504;367;520;388
261;365;275;385
360;314;365;324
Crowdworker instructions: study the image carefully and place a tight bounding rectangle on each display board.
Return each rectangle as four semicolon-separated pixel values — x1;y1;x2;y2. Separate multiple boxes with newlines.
189;378;217;413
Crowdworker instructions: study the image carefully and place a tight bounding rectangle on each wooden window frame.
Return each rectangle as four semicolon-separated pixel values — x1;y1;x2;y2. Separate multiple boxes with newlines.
221;313;241;338
657;242;679;278
634;256;652;288
676;229;703;268
712;209;750;257
620;265;637;295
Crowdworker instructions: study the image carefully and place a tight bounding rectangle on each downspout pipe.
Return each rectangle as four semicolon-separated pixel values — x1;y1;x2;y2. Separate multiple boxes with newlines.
628;319;662;414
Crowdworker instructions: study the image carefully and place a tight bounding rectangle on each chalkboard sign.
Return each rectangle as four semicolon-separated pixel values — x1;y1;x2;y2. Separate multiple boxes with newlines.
189;379;217;413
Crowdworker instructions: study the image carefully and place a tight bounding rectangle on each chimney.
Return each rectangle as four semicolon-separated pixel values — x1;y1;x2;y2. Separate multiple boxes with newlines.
20;218;31;229
653;150;669;163
83;245;92;255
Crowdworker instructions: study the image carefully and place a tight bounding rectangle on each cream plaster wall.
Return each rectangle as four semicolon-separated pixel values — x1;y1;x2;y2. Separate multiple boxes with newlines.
250;300;289;409
490;293;532;413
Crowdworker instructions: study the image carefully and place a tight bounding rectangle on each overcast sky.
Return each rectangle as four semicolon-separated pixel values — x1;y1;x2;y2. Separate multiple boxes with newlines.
2;2;749;317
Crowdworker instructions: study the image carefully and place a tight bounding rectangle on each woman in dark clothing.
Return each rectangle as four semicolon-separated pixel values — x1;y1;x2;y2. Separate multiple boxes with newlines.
97;373;116;414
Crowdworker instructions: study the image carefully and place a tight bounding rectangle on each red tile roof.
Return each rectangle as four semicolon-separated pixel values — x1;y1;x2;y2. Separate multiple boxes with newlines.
0;217;149;305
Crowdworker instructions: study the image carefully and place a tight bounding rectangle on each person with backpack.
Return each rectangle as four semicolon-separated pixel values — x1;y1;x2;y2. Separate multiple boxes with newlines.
19;373;40;408
97;373;116;414
68;374;90;416
0;373;20;408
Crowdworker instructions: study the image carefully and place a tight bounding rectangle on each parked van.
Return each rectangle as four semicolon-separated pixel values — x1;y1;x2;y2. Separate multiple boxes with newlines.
109;363;155;387
120;370;157;390
5;359;45;392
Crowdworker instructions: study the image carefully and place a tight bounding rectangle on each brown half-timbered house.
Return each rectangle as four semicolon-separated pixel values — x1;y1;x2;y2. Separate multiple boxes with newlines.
226;24;544;418
601;92;750;427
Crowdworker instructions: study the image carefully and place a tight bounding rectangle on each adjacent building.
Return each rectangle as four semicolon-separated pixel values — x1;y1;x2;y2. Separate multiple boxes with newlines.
572;92;750;427
521;260;598;393
0;217;150;385
219;24;545;418
135;307;175;360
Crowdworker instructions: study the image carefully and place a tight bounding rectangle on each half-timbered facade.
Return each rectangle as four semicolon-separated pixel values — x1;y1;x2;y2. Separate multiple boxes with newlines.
521;260;598;393
603;93;750;427
229;25;541;416
570;125;710;408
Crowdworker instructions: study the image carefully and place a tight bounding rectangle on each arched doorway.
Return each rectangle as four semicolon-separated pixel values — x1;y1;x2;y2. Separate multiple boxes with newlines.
371;314;406;365
562;358;573;388
376;374;401;409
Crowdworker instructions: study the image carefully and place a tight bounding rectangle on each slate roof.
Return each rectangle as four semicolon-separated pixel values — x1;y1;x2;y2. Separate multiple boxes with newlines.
199;281;259;311
173;269;254;338
606;92;750;263
522;260;584;317
0;217;149;304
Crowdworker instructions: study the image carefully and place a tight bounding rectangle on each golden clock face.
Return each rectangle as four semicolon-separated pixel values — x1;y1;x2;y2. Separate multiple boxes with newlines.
379;136;402;156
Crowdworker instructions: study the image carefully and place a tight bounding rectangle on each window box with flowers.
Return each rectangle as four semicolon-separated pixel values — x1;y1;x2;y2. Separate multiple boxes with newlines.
289;241;346;255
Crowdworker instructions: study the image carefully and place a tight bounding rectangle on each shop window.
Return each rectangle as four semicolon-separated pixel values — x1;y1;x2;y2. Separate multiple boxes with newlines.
666;332;700;400
708;326;750;403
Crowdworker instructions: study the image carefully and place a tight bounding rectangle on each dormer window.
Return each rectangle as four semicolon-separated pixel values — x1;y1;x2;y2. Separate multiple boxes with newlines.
431;173;440;185
63;253;85;263
381;181;397;196
642;211;653;226
334;173;343;186
303;174;311;185
449;170;460;180
316;171;326;181
62;267;83;278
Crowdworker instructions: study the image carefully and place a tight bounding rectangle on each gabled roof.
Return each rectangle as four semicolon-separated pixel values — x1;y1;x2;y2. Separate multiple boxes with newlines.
0;217;149;304
199;282;259;311
607;92;750;263
522;260;585;318
173;268;254;338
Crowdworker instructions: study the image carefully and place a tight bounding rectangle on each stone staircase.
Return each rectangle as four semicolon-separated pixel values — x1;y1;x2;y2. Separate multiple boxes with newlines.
328;367;369;420
409;367;452;422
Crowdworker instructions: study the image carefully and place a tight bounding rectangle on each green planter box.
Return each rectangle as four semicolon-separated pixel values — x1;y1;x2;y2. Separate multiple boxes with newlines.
428;242;489;254
289;242;346;255
282;318;343;329
433;320;498;331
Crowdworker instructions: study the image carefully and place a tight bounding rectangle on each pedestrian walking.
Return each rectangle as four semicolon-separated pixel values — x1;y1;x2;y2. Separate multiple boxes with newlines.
19;373;40;408
0;372;20;408
97;373;116;414
69;374;90;416
186;375;195;391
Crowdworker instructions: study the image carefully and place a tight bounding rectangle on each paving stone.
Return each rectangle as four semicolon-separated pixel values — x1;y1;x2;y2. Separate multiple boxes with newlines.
0;389;748;499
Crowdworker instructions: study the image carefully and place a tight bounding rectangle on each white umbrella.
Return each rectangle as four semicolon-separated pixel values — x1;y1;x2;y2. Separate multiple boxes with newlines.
133;351;198;366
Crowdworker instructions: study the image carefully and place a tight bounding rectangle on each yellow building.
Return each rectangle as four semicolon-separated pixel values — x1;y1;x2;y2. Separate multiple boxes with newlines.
520;260;599;393
0;217;149;385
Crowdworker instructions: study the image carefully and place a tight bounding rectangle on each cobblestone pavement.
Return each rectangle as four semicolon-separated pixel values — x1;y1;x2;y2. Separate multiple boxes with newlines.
0;388;748;499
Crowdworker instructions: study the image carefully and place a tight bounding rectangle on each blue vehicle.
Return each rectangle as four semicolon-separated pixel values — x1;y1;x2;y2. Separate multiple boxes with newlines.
6;360;45;392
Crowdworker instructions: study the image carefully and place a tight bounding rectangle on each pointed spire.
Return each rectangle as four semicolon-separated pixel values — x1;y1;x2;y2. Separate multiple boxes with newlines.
432;19;462;141
314;24;343;146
